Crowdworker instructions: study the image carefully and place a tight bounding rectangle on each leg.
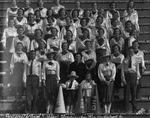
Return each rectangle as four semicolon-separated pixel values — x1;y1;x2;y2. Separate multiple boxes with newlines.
124;73;131;113
130;74;137;112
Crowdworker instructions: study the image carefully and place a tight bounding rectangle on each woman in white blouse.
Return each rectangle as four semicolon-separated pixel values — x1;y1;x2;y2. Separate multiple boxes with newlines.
47;27;62;52
57;42;74;83
5;0;19;27
10;42;28;100
13;8;27;28
1;19;17;68
123;0;139;32
42;49;60;113
30;29;45;51
34;0;47;19
82;40;96;70
63;30;76;54
23;0;34;18
51;0;65;18
10;26;30;54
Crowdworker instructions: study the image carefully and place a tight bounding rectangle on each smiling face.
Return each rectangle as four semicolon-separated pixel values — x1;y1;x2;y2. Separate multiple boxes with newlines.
38;0;44;7
25;0;30;7
66;30;73;39
114;28;120;37
75;1;80;8
51;28;57;36
110;2;116;10
8;19;15;27
12;0;17;7
35;29;42;39
16;43;23;51
17;9;24;16
17;27;24;35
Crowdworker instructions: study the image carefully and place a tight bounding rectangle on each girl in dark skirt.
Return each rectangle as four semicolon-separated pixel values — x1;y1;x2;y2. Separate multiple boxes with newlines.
10;42;28;100
42;49;60;113
98;51;116;114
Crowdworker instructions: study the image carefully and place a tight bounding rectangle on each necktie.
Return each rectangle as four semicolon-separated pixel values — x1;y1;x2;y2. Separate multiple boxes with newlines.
30;60;33;75
69;80;73;88
129;58;132;68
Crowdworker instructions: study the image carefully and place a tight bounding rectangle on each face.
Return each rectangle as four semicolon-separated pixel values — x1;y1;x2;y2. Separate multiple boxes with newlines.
81;19;87;27
51;28;57;36
133;42;139;50
110;3;116;10
127;7;132;14
60;9;66;17
62;43;68;51
113;12;119;20
83;30;89;37
104;56;110;63
128;48;134;57
131;30;137;38
55;0;60;5
112;19;118;27
65;17;71;25
25;0;30;6
35;30;42;38
72;10;78;18
30;52;36;60
86;74;91;81
98;29;104;37
85;42;91;49
28;14;34;22
12;0;17;6
47;17;53;25
129;1;134;8
114;29;120;37
48;53;54;60
93;3;97;10
17;27;24;35
84;10;90;17
39;41;46;49
16;43;23;51
75;1;80;8
113;46;119;53
96;17;103;25
8;20;15;27
17;9;23;16
38;0;43;7
66;30;72;39
47;9;53;16
35;11;41;17
75;54;81;62
98;9;104;17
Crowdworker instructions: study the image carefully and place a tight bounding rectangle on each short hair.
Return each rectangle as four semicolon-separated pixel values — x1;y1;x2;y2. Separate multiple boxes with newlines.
34;29;43;37
71;9;79;18
17;8;24;15
109;1;116;8
58;8;66;16
80;18;88;25
113;28;122;35
46;8;54;16
112;44;121;53
47;16;55;22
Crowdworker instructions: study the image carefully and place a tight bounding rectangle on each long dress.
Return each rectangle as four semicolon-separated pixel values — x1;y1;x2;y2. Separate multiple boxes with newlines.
98;62;116;104
10;51;28;98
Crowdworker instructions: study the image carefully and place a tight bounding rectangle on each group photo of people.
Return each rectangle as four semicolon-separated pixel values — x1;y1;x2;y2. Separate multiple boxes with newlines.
1;0;146;114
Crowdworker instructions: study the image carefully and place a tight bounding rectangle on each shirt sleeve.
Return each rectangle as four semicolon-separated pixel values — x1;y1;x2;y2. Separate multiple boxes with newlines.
56;61;60;81
110;63;116;81
98;64;105;81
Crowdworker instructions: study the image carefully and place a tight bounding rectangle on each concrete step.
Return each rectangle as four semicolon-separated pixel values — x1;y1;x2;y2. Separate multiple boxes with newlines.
142;50;150;60
138;40;150;50
112;99;150;113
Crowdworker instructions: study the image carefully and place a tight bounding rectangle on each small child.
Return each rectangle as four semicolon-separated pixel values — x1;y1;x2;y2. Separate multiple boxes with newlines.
80;71;95;113
61;71;79;113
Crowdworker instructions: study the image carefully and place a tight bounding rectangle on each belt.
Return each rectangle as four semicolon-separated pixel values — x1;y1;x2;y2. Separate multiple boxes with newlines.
46;70;56;75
